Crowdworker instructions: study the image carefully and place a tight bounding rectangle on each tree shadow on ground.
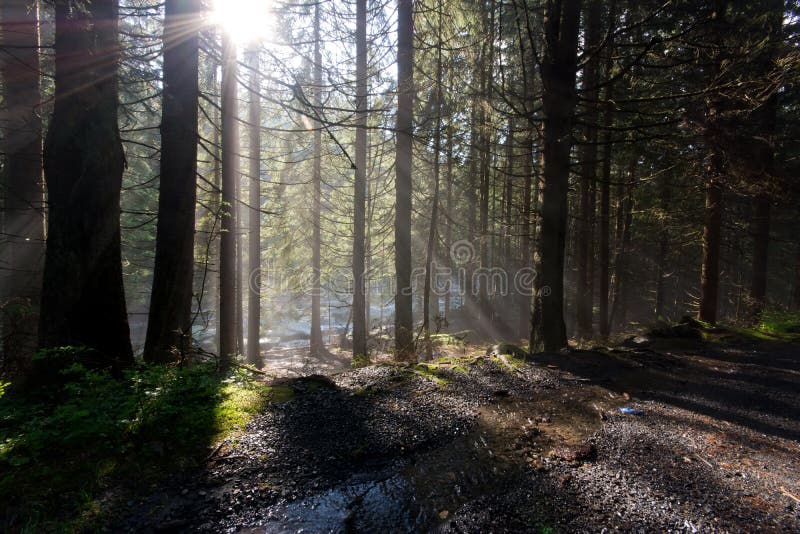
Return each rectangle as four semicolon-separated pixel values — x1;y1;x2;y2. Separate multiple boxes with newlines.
534;343;800;442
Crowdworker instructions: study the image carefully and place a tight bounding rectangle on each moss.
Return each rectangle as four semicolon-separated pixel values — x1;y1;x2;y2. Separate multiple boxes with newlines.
406;363;449;385
756;311;800;339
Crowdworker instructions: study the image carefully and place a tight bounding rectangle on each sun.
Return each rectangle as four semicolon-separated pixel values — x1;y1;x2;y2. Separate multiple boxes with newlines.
211;0;274;45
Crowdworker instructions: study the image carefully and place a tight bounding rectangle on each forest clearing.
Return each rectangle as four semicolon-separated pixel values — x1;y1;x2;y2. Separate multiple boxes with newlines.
2;0;800;531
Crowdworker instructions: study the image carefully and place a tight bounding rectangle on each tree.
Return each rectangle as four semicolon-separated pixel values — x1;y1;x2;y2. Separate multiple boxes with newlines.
1;0;45;371
531;0;582;351
246;48;262;366
144;0;201;363
310;0;324;357
352;0;368;360
40;0;133;364
219;32;239;368
395;0;414;359
597;0;616;337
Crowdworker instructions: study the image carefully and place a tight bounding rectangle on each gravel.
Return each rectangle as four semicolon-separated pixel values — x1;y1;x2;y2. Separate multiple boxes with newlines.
109;342;800;533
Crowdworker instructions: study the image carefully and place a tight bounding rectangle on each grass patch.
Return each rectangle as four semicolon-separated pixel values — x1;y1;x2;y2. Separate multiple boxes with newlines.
0;353;278;531
756;311;800;339
405;363;449;385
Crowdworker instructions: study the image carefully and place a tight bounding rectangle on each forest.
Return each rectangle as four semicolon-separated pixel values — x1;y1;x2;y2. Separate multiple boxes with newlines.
1;0;800;531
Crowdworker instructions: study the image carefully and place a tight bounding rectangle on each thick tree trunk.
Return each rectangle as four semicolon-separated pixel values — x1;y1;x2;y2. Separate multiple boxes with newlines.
394;0;414;359
1;0;45;372
575;0;601;340
219;33;239;367
246;49;262;366
352;0;368;359
310;2;324;356
144;0;200;363
531;0;582;352
40;0;133;365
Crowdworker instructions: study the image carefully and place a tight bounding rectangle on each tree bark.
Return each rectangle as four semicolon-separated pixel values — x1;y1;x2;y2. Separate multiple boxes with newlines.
219;33;239;368
531;0;582;352
40;0;133;365
478;0;495;324
423;0;444;357
144;0;200;363
310;1;324;356
352;0;368;359
598;0;616;338
246;48;262;366
1;0;45;372
394;0;414;359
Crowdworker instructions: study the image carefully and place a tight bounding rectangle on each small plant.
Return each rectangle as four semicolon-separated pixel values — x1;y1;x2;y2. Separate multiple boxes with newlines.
0;354;276;530
352;352;370;368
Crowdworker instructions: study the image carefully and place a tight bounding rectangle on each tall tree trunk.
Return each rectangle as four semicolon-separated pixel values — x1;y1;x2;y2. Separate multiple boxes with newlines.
531;0;582;352
575;0;601;339
310;1;324;356
144;0;200;363
246;48;262;366
478;0;495;324
394;0;414;359
464;71;481;312
517;127;533;341
598;0;616;338
219;33;239;367
444;112;454;322
423;0;443;357
235;159;244;355
352;0;368;359
1;0;45;373
40;0;133;364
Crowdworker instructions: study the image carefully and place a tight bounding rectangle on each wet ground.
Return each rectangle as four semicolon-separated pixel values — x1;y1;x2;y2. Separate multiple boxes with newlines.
111;338;800;533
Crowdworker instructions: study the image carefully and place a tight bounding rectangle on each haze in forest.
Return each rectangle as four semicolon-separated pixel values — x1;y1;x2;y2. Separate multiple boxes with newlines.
1;0;800;530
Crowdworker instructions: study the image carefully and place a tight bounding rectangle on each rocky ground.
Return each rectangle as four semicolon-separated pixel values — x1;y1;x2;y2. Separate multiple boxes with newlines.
110;336;800;533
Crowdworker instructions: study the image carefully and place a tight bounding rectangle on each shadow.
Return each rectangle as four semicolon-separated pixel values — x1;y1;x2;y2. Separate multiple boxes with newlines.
534;342;800;442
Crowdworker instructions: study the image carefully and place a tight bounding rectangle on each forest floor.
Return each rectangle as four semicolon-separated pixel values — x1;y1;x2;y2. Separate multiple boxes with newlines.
107;328;800;533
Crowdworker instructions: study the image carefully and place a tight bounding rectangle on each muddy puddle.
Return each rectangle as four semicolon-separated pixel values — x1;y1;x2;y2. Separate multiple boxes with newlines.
239;384;621;533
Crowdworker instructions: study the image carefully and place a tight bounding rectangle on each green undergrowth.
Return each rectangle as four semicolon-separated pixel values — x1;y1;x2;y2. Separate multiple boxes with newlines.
754;311;800;340
0;349;280;531
405;363;449;385
648;312;800;346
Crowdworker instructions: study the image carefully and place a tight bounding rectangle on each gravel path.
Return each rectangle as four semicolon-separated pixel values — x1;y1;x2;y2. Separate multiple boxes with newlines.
111;339;800;533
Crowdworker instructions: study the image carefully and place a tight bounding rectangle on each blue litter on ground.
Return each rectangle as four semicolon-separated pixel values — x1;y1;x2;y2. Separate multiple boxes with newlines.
619;407;645;415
